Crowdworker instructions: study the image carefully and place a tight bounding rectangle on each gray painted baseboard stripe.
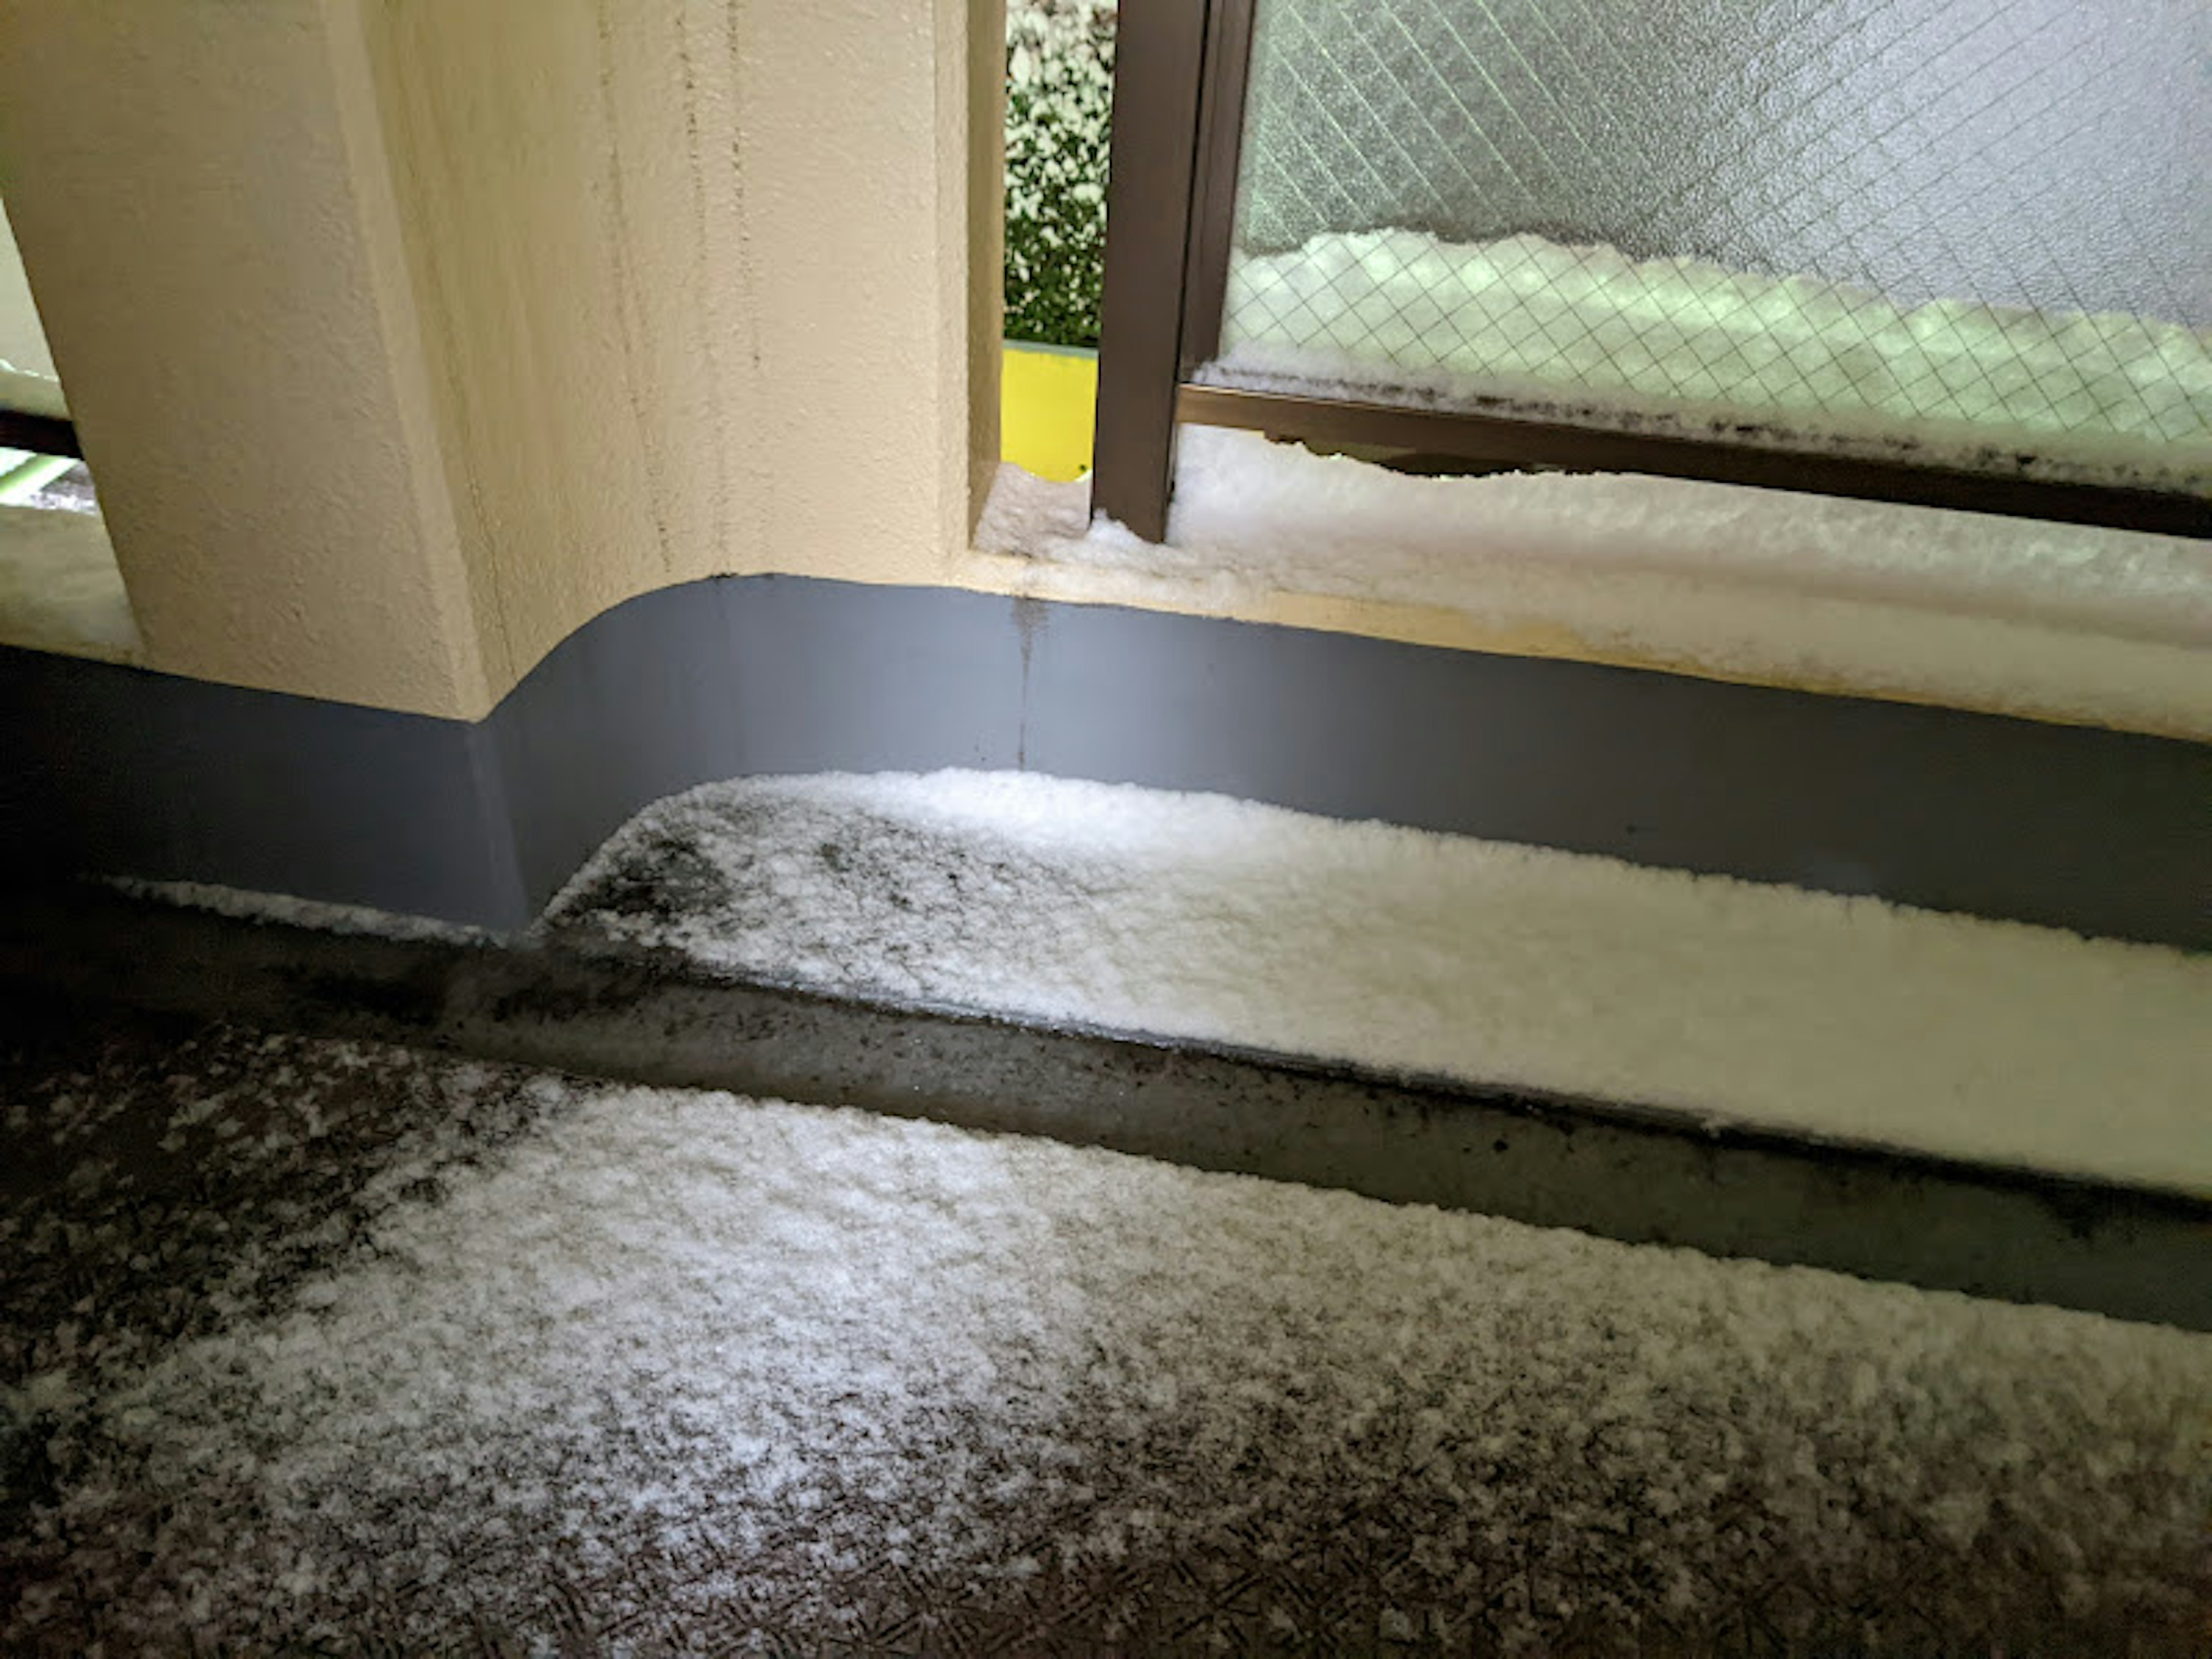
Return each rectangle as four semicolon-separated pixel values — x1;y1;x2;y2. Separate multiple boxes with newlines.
3;573;2207;947
0;646;524;926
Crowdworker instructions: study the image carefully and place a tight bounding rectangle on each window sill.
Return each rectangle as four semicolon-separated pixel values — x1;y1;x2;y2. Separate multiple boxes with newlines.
969;429;2212;742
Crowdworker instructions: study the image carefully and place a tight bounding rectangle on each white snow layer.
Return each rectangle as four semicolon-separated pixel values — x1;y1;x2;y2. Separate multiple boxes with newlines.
1210;230;2212;487
541;771;2212;1194
31;1072;2211;1646
977;434;2212;737
109;877;493;943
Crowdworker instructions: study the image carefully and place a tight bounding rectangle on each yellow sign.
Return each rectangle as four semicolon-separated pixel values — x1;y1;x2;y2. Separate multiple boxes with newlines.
1000;343;1097;482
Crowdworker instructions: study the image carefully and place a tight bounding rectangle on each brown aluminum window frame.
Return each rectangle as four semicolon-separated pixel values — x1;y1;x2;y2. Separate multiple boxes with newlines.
1090;0;2210;543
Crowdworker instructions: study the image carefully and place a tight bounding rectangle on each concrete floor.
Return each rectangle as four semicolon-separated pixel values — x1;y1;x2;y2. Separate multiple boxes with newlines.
1;888;2207;1652
3;992;2207;1654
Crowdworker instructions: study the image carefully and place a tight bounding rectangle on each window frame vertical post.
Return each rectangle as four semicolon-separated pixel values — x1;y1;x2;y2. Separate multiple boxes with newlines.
1090;0;1215;543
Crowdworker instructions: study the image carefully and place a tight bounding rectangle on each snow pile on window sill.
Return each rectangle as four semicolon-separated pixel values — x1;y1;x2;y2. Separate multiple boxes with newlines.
975;433;2212;736
541;770;2212;1194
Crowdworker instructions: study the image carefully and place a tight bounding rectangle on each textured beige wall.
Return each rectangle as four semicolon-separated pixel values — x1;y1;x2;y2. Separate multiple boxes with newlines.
0;0;987;715
0;0;490;715
0;0;992;713
363;0;983;698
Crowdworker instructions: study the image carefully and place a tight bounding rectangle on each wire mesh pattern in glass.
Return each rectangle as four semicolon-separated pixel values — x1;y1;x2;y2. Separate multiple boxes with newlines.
1207;0;2212;490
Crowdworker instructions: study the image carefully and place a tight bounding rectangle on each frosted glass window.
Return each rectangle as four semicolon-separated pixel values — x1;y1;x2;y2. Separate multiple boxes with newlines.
1207;0;2212;487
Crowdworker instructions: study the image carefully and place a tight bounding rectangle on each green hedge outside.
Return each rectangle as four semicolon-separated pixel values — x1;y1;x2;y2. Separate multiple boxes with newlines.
1005;2;1115;349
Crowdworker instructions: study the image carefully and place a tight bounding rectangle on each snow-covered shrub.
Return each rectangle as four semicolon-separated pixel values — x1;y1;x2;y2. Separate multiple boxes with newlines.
1005;0;1116;347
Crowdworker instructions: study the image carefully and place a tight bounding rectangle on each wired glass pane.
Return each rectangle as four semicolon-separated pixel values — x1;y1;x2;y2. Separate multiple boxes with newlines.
1211;0;2212;489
